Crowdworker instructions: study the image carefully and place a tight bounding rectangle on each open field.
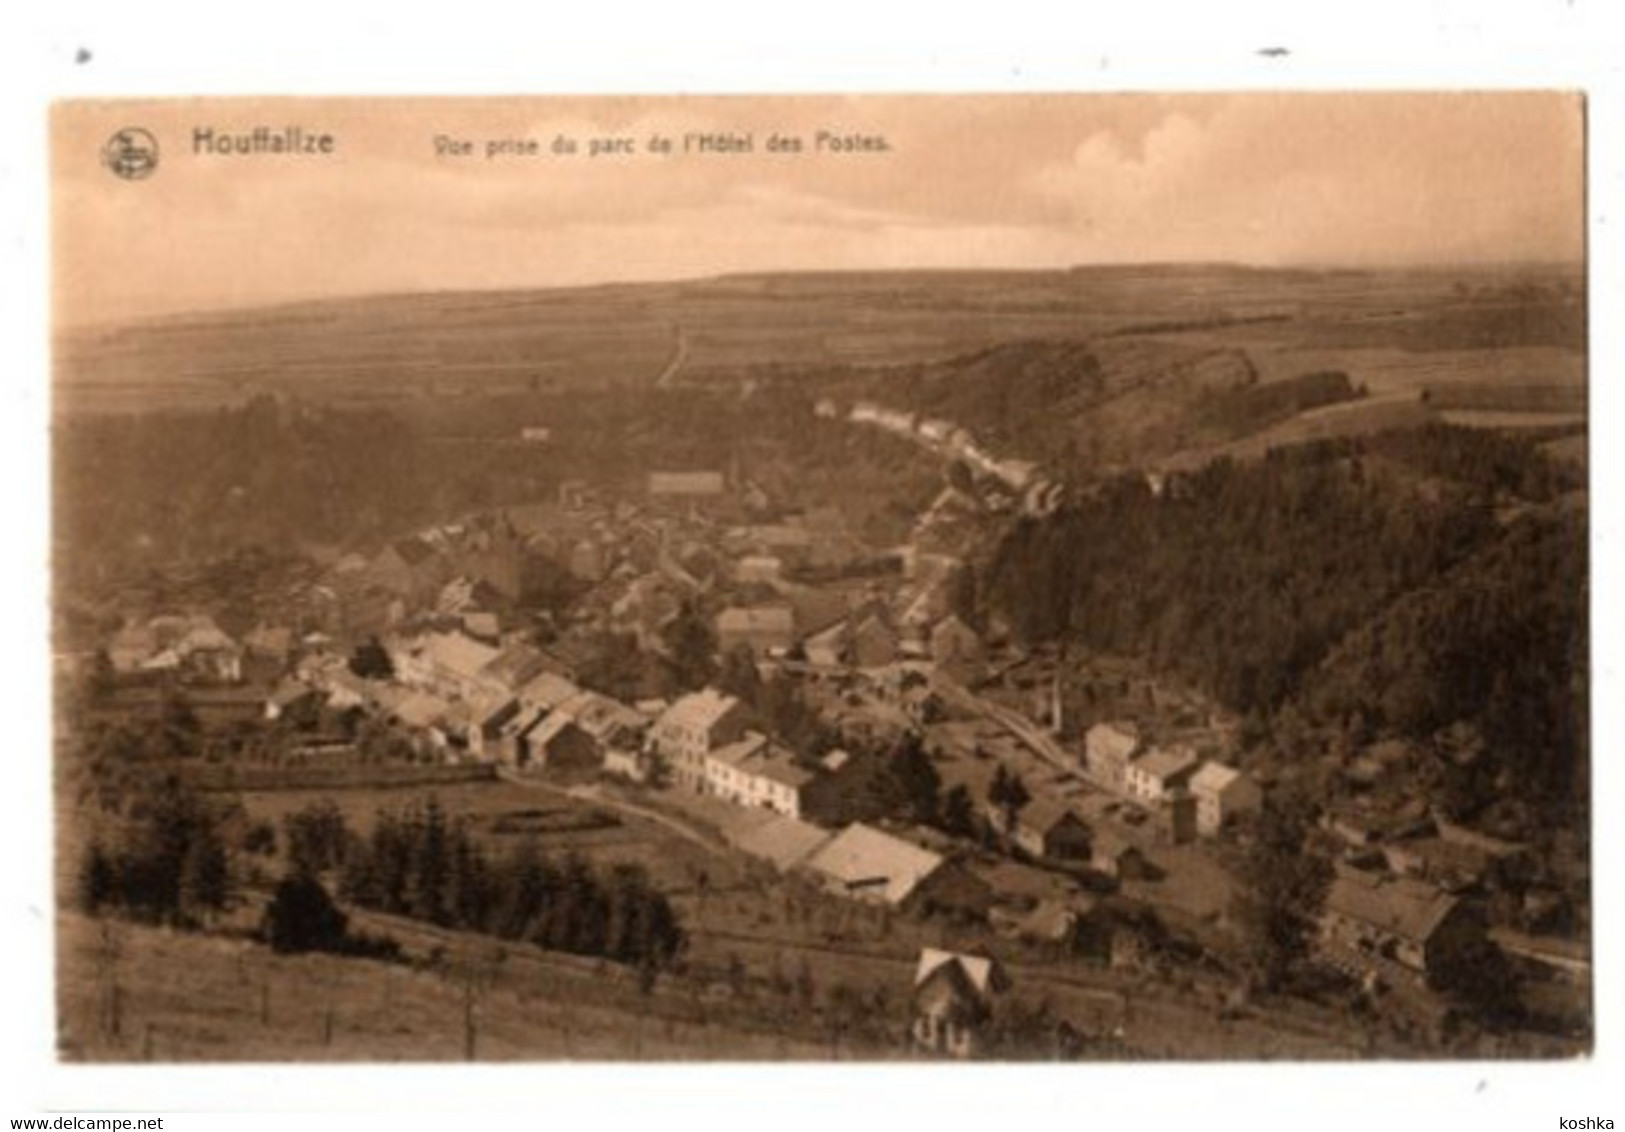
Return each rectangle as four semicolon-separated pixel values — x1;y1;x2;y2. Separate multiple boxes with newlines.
56;911;843;1062
1161;394;1440;471
55;264;1582;417
239;778;730;893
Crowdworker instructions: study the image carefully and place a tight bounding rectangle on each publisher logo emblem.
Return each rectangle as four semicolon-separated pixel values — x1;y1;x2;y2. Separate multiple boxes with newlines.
102;127;159;180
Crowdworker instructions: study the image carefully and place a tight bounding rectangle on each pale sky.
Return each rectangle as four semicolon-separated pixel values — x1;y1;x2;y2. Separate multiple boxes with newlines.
52;93;1585;328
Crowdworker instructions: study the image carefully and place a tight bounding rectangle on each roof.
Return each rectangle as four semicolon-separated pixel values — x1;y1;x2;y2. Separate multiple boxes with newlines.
1019;798;1088;837
478;644;552;692
648;471;725;496
394;690;452;730
802;823;945;905
245;625;295;655
740;524;812;549
717;606;796;634
788;589;854;637
524;711;589;751
514;670;581;712
467;688;519;728
710;732;770;767
461;611;502;640
1190;761;1245;794
177;625;238;654
931;614;980;644
423;631;501;682
914;949;1008;997
109;622;157;653
1092;829;1145;860
1087;721;1140;759
561;691;645;744
803;620;851;652
1134;745;1201;782
268;680;318;708
730;813;834;872
654;689;742;735
708;732;817;789
853;613;895;638
1008;900;1078;943
738;742;817;790
1325;871;1462;945
389;536;438;567
538;639;595;672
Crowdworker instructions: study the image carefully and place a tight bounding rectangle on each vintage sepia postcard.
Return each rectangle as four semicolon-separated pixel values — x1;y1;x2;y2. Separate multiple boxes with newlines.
50;93;1589;1064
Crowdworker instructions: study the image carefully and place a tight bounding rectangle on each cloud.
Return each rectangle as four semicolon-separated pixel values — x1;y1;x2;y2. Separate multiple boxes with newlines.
1026;93;1584;266
52;93;1584;326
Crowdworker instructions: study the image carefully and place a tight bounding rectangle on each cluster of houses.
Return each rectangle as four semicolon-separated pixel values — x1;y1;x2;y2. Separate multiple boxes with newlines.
1071;721;1498;997
1308;799;1525;997
1082;721;1262;839
105;613;246;685
286;629;649;774
836;398;1066;517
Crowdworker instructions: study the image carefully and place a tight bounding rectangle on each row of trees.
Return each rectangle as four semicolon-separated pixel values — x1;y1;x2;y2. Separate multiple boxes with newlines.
317;798;686;976
77;776;232;928
859;731;1028;845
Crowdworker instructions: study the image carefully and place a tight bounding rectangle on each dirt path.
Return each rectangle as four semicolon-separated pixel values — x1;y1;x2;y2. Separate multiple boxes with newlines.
494;768;732;859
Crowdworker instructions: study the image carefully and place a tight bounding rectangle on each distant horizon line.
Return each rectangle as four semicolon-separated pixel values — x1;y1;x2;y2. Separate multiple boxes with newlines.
58;257;1587;335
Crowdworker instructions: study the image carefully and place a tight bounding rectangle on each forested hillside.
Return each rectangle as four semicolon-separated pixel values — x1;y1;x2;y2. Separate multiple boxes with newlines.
984;426;1587;820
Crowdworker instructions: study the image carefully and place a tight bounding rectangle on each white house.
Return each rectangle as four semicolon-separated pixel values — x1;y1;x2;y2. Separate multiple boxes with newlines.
703;731;815;819
647;688;750;791
1084;721;1141;787
1188;761;1263;835
1123;745;1201;805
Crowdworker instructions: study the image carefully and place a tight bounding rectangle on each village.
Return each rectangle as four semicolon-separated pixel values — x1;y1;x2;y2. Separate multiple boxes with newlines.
56;382;1588;1060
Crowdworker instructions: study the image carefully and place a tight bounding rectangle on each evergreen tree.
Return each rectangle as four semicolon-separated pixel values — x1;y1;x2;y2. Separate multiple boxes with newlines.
885;732;941;825
663;600;718;692
988;765;1031;836
77;842;117;914
940;784;977;838
179;824;231;924
348;637;395;680
408;796;453;925
264;871;350;954
1233;791;1332;992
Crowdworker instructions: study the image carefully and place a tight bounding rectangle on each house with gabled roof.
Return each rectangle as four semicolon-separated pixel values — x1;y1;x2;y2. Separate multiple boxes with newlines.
728;812;834;873
851;615;899;669
716;605;796;657
1320;869;1483;981
1085;721;1142;789
704;732;815;819
999;798;1093;861
513;670;581;717
911;949;1010;1058
370;535;450;605
930;614;985;685
648;688;750;792
800;823;991;918
390;629;500;701
561;690;647;755
1124;744;1201;805
477;643;553;697
519;711;602;774
1189;761;1262;836
648;471;725;498
800;619;851;668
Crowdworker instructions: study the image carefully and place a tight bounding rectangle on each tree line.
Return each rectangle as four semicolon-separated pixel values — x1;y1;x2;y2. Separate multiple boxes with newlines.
329;797;686;977
77;774;232;929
